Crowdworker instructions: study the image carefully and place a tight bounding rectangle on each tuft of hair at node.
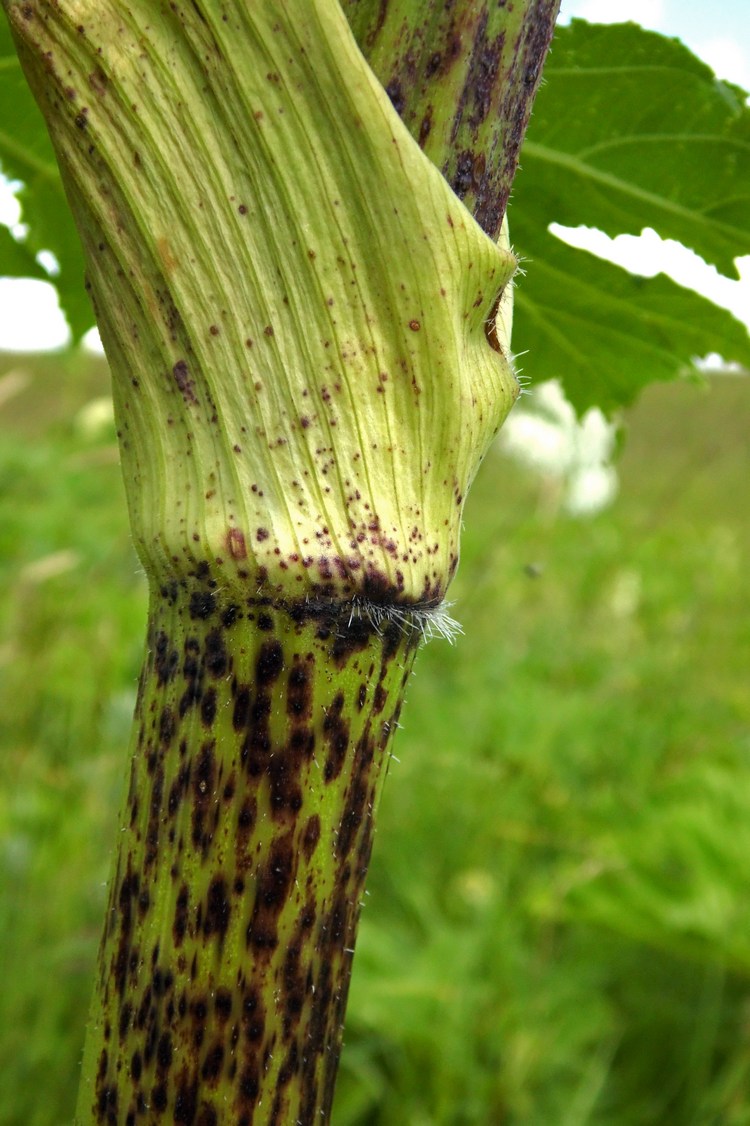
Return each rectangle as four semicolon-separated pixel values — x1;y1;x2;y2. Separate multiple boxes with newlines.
348;597;462;645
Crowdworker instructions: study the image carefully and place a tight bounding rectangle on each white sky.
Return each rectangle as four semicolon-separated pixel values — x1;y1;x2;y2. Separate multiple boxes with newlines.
1;0;749;352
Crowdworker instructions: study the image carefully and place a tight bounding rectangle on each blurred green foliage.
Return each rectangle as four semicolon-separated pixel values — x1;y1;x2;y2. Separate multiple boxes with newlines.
2;354;750;1125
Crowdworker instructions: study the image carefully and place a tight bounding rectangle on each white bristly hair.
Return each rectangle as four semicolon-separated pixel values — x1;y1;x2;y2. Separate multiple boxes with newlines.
344;596;463;645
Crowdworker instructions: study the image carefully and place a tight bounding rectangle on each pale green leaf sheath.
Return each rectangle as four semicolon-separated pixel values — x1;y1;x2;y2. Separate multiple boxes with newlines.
5;1;518;1122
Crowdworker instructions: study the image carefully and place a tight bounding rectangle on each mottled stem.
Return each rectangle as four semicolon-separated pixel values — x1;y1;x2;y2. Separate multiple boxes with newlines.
81;583;418;1124
345;0;561;238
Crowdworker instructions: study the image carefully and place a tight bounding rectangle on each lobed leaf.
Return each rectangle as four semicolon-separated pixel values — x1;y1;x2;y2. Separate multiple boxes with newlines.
510;19;750;411
512;226;750;414
518;21;750;277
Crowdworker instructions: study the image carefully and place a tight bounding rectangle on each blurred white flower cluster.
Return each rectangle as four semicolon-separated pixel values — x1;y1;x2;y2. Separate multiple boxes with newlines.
75;395;115;439
499;380;619;516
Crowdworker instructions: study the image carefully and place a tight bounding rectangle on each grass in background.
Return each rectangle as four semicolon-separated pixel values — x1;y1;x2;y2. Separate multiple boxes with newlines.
1;354;749;1125
0;352;145;1125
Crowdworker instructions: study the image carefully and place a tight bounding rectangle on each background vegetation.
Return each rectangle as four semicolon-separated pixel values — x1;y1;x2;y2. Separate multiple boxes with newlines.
2;349;749;1125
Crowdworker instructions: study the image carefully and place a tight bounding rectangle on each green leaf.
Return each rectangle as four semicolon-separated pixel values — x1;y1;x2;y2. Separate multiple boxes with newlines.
0;221;45;278
519;20;750;276
513;229;750;414
511;19;750;411
0;18;90;339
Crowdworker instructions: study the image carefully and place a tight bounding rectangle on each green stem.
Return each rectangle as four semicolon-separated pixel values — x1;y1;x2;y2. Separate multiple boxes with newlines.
78;583;418;1123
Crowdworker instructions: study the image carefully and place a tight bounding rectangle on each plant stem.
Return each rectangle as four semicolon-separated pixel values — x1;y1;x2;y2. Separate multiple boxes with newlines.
346;0;561;238
79;583;419;1123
